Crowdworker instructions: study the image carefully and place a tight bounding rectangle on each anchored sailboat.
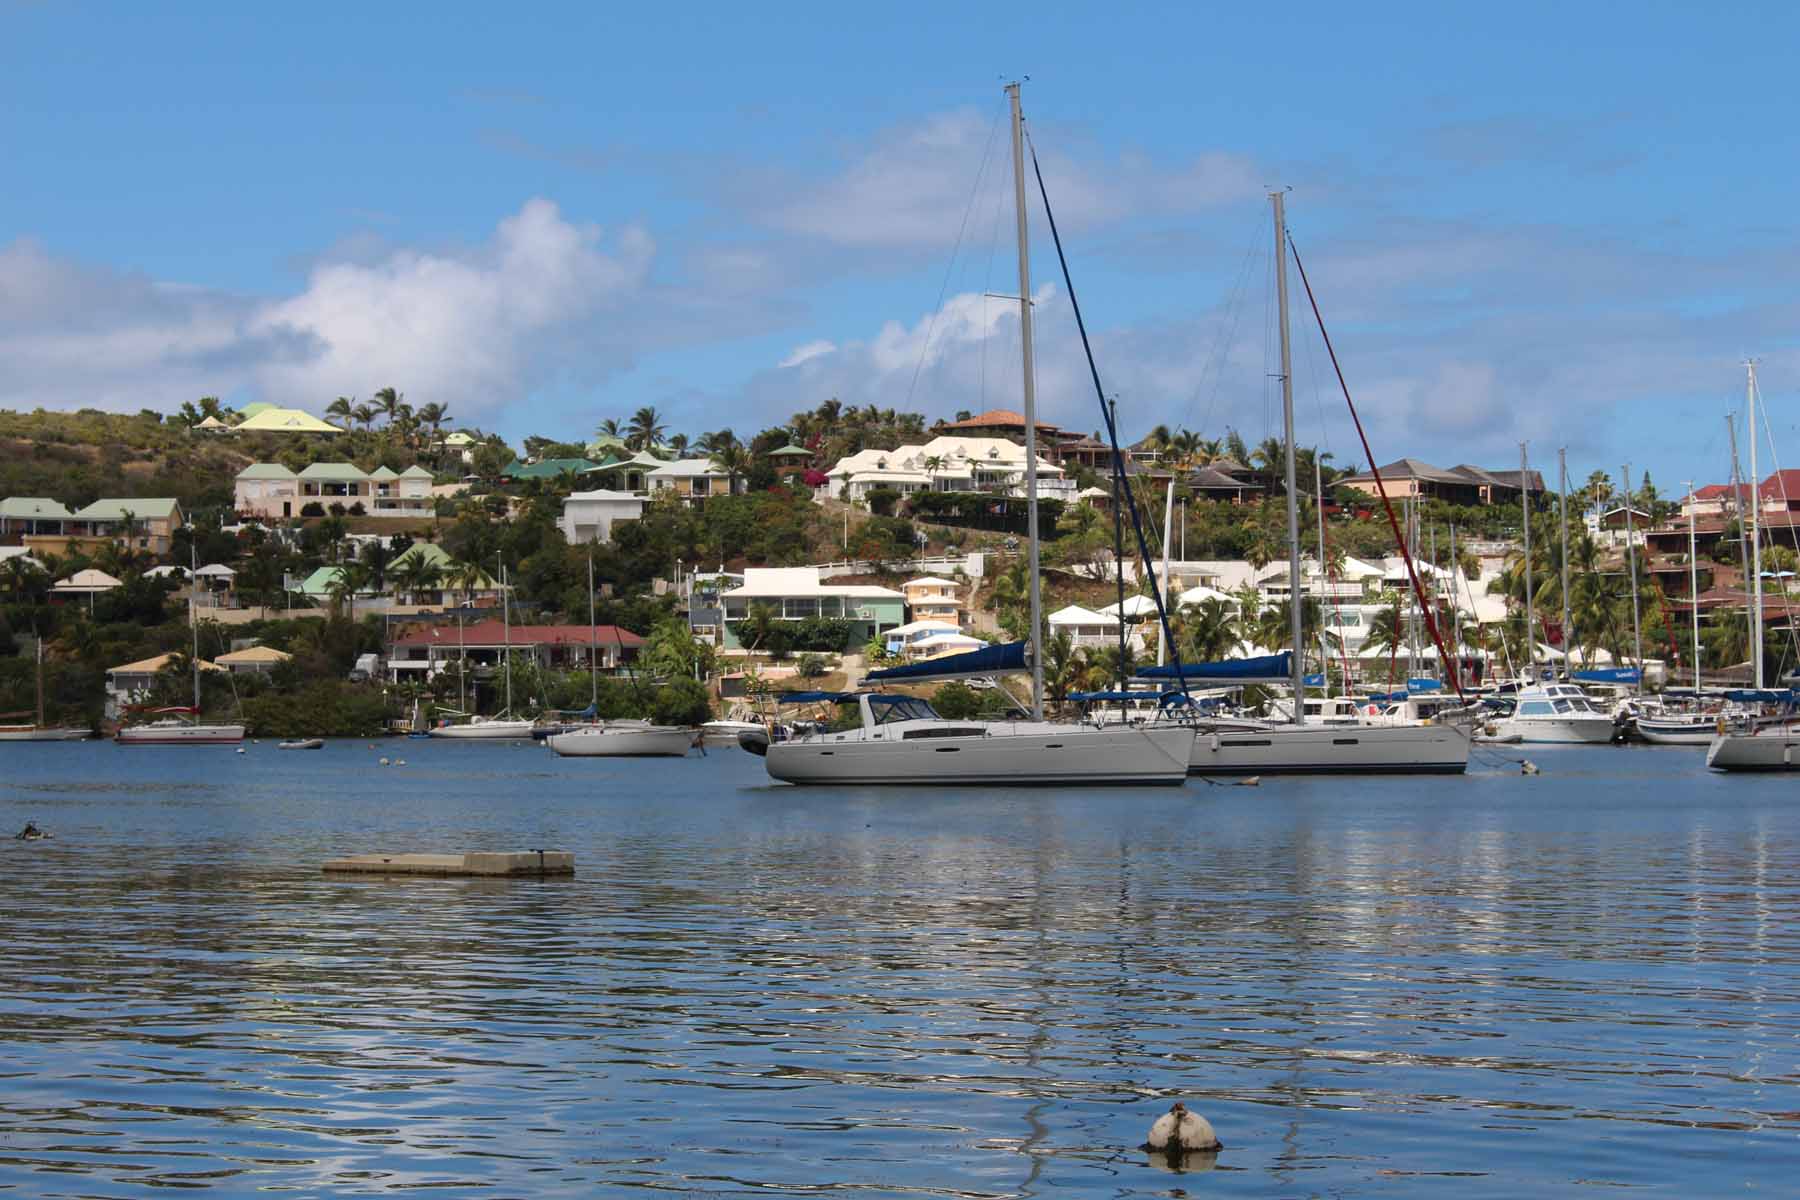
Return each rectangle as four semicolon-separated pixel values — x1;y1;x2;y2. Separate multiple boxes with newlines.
0;636;91;741
116;548;245;745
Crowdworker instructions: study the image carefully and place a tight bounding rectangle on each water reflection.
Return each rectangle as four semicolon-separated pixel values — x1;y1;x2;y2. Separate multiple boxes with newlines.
0;742;1796;1196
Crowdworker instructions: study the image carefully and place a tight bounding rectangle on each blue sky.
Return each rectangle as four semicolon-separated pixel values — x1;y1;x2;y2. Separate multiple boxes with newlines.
5;2;1800;493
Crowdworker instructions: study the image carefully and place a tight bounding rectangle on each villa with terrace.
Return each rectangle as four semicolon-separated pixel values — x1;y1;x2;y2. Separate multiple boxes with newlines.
234;462;435;519
820;435;1074;504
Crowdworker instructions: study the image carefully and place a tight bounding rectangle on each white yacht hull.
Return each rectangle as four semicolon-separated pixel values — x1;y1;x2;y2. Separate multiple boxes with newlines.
115;722;246;745
1706;730;1800;771
762;723;1192;786
1185;721;1469;775
700;720;765;746
0;726;91;741
428;720;537;740
547;725;694;757
1493;716;1617;744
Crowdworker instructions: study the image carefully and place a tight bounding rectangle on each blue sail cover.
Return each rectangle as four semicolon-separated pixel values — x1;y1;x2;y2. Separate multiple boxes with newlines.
776;691;855;704
1139;652;1292;683
1069;690;1173;703
864;640;1028;684
1572;667;1641;684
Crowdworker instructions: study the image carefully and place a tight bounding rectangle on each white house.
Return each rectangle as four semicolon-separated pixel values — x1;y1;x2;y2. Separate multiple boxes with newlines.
720;567;905;651
560;489;647;544
822;435;1074;504
1047;604;1120;648
235;462;435;519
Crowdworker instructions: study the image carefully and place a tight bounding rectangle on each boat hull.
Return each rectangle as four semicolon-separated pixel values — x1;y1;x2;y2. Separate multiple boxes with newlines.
762;724;1192;786
1706;731;1800;771
0;726;92;741
115;723;245;745
1636;719;1720;746
547;726;694;757
1492;716;1617;744
1185;721;1469;775
427;721;537;739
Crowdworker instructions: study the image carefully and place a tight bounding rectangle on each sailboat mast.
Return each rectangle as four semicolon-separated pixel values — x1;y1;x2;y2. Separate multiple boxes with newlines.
1685;479;1700;691
1271;190;1303;723
35;636;45;730
1558;448;1573;677
190;541;200;712
1315;455;1329;688
1007;81;1044;720
1747;360;1764;690
1520;442;1534;681
1158;474;1175;667
501;558;513;715
588;549;598;712
1622;462;1644;686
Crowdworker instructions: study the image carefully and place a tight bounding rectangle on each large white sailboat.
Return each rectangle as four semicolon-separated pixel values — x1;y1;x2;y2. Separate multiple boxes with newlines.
117;552;244;746
741;82;1192;787
1148;191;1470;777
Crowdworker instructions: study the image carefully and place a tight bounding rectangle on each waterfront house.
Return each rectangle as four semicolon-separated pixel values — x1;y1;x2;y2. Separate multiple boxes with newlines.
385;620;645;679
559;489;648;544
821;435;1073;504
719;567;905;651
882;618;962;657
105;652;224;718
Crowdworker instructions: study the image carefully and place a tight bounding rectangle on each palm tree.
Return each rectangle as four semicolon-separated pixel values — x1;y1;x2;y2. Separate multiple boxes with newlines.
667;433;690;455
444;559;488;607
710;445;753;495
1174;596;1237;662
352;403;377;431
393;555;444;605
1367;595;1407;685
627;406;667;451
595;417;624;441
327;396;355;428
372;386;403;427
1043;629;1079;713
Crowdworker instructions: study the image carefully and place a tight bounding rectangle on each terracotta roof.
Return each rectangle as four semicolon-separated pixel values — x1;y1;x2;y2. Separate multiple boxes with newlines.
390;621;645;648
939;409;1061;433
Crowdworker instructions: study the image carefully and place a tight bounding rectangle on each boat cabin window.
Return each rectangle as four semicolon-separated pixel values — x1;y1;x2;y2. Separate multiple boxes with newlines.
1519;701;1555;716
868;695;942;725
1553;699;1574;713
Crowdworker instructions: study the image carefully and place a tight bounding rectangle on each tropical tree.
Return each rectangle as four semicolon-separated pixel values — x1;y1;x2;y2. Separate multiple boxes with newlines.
393;555;443;606
444;558;489;607
352;403;377;431
627;406;667;451
1043;629;1080;713
1367;594;1407;685
709;445;753;495
1174;596;1237;662
595;417;624;441
372;386;403;428
327;396;356;428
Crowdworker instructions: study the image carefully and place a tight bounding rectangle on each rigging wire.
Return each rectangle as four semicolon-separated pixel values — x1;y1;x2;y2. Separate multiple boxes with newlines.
904;108;1004;414
1178;215;1265;440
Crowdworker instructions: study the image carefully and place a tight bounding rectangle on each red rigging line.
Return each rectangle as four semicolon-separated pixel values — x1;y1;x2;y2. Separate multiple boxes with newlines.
1287;237;1467;702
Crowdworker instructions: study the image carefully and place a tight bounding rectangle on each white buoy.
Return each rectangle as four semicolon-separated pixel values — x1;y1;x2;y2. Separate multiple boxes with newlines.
378;756;390;766
1521;759;1540;775
1143;1101;1220;1153
236;747;246;754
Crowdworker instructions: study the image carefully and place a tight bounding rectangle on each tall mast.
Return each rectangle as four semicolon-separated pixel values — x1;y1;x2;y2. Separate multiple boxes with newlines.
1685;479;1700;691
1622;462;1643;686
1448;522;1460;687
190;540;200;712
1315;455;1329;689
501;557;512;715
1747;360;1764;690
588;548;598;712
1558;448;1572;677
1158;473;1175;667
35;635;45;730
1110;397;1127;696
1520;442;1534;681
1007;81;1043;720
1271;190;1304;723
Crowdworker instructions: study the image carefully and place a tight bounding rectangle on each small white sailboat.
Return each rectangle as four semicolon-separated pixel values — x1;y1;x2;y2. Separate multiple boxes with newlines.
428;560;534;739
0;639;89;740
117;549;244;746
547;719;694;758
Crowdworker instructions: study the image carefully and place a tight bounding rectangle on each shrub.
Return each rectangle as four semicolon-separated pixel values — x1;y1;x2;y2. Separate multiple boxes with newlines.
650;677;712;726
797;652;829;678
348;501;366;516
300;501;326;517
327;502;347;517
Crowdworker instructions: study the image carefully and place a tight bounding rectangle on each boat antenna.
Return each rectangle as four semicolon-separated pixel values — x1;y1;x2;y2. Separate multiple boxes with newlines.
1006;81;1044;720
1024;135;1190;705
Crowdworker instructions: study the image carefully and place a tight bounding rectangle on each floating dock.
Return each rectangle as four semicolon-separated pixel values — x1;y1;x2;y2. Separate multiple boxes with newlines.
322;851;574;877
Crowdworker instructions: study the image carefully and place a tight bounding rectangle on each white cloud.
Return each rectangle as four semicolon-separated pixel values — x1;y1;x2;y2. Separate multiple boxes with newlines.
0;200;654;423
778;339;836;368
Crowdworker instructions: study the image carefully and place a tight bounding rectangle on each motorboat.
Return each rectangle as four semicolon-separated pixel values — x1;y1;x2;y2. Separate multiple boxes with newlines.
739;692;1192;786
277;738;325;750
1491;684;1618;744
547;720;694;757
1637;712;1733;746
428;715;536;739
701;716;770;746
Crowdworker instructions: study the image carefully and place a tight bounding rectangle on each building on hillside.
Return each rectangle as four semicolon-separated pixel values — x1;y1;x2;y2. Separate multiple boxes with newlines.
385;620;645;678
1334;459;1546;506
215;645;292;675
438;431;478;465
234;464;300;519
0;498;75;539
647;459;744;505
238;462;434;516
585;450;672;494
1047;604;1120;649
504;458;598;481
105;652;225;718
1048;434;1114;470
234;407;344;435
882;618;963;657
560;489;648;544
935;409;1065;441
902;576;965;627
719;567;904;651
767;444;816;477
42;499;185;555
1681;482;1752;519
821;435;1074;503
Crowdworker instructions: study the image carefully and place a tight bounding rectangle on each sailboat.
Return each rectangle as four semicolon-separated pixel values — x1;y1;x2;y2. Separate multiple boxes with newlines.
1708;362;1800;770
547;550;693;757
116;549;245;745
0;636;91;740
737;82;1192;786
429;560;535;739
1146;191;1470;775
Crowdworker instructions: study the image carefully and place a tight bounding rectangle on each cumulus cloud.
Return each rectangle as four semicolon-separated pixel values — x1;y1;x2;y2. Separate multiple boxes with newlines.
0;199;654;422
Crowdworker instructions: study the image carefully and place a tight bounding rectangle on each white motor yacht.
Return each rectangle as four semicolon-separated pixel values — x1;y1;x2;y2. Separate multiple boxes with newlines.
1493;684;1618;744
740;693;1192;786
428;715;537;739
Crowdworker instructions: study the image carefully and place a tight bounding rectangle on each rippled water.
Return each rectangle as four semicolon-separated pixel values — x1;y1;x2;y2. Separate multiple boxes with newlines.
1;740;1795;1196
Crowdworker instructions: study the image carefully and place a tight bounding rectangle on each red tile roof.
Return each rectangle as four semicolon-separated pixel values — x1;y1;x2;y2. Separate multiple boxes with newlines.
939;408;1061;432
392;621;644;648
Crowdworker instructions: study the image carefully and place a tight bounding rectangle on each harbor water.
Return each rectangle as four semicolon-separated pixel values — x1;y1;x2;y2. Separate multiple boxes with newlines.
1;741;1795;1197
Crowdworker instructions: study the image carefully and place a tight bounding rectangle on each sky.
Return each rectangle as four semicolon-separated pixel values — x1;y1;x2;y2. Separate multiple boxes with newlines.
5;1;1800;493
